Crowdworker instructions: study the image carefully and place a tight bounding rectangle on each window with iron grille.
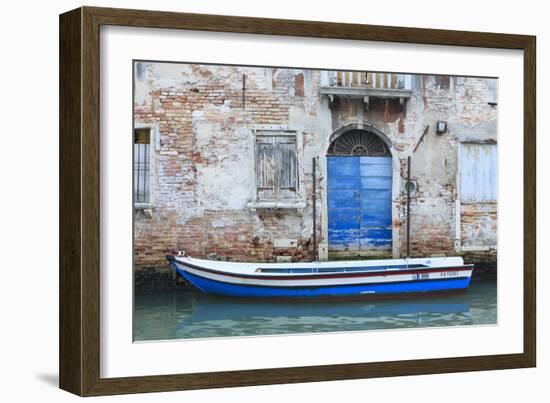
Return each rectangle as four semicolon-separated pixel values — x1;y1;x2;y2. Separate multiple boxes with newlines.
255;134;298;200
134;128;151;205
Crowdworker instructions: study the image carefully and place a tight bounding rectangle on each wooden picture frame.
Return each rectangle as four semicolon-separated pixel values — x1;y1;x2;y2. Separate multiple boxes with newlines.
59;6;536;396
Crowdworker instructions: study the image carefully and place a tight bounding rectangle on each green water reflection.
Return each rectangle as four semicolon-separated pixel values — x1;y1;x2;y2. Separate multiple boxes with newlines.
133;281;497;341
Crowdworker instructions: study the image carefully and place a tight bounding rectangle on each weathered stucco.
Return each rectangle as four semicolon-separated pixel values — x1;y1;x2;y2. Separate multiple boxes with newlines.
133;62;497;268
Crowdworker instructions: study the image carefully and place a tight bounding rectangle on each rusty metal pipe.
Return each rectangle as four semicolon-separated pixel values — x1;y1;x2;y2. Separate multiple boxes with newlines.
312;157;317;262
407;155;411;258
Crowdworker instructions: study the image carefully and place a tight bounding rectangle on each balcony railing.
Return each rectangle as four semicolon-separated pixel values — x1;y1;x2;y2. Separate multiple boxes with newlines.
319;71;413;101
320;71;412;90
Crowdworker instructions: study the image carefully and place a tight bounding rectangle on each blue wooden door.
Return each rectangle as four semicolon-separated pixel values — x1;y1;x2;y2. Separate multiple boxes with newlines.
328;156;392;256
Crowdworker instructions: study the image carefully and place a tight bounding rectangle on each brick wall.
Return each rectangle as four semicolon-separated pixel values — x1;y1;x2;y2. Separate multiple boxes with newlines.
134;64;321;267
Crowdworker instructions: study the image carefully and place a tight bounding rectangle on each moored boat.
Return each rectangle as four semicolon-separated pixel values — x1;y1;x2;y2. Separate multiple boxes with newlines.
166;254;474;300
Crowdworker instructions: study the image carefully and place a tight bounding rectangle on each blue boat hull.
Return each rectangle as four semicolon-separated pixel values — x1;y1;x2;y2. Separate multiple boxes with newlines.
175;267;472;299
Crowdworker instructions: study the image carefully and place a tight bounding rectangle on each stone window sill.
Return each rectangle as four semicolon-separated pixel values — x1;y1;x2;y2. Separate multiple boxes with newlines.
134;202;154;209
247;200;306;212
134;203;154;218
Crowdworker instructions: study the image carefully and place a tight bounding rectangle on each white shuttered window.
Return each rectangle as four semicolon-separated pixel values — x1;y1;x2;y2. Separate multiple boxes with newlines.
459;143;497;203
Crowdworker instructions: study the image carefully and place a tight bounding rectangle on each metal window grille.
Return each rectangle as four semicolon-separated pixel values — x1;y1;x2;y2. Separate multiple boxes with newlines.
134;128;151;204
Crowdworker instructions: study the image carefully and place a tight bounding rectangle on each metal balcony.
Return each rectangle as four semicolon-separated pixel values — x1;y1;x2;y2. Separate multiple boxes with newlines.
320;71;413;105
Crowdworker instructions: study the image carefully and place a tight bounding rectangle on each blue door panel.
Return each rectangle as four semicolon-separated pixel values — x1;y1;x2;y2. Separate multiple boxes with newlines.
359;163;392;177
361;197;391;211
328;230;361;245
361;189;392;200
360;229;393;248
328;189;358;199
328;176;361;189
328;155;392;254
328;195;360;209
328;209;360;229
328;157;360;176
361;176;393;189
360;156;392;165
361;213;392;228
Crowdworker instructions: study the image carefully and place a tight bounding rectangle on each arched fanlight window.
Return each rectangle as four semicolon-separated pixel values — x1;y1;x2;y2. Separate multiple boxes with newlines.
327;130;390;156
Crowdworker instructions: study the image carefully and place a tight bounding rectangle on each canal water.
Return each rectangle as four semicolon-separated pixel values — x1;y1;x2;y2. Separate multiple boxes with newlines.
133;280;497;341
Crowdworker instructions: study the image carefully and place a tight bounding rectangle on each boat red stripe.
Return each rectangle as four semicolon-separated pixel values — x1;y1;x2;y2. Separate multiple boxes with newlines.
177;260;473;281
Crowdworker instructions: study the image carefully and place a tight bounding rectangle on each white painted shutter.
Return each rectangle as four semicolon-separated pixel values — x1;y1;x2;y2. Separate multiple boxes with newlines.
460;143;497;203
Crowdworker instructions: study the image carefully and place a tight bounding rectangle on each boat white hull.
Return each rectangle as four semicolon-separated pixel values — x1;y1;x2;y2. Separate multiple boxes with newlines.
167;255;474;299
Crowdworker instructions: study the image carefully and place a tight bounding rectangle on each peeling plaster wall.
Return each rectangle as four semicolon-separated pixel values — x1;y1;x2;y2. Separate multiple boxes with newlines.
322;75;497;260
133;62;326;266
133;62;497;268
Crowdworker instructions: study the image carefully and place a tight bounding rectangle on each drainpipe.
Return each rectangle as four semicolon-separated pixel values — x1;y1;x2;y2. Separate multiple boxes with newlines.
407;155;411;258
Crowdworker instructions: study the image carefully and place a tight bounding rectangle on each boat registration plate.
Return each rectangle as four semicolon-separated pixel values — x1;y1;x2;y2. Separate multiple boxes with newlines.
412;273;430;280
441;271;460;277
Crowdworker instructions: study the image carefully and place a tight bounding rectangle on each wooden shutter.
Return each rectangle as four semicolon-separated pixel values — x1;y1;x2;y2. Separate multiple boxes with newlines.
256;136;276;200
276;137;297;199
256;134;298;200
